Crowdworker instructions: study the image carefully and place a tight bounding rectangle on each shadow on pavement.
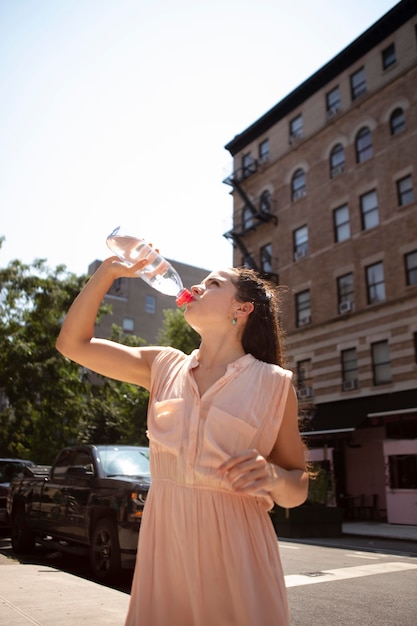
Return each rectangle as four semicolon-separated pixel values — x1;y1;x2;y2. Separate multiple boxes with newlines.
0;528;133;593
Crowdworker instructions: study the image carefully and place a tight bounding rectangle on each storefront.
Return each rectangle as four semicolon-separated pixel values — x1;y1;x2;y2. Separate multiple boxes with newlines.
303;390;417;525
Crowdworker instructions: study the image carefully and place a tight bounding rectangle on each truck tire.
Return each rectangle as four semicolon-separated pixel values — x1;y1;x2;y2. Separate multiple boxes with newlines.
11;506;36;554
90;517;121;581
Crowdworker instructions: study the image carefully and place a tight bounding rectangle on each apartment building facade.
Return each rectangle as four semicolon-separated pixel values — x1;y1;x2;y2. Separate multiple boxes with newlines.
223;0;417;524
88;259;209;344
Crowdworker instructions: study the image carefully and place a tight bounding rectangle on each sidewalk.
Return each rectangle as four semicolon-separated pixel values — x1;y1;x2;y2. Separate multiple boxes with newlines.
342;520;417;542
0;554;130;625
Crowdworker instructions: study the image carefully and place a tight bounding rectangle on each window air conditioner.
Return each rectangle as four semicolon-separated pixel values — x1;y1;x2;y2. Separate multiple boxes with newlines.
339;301;353;314
343;379;358;391
298;387;313;399
327;105;340;119
294;248;308;261
293;188;306;201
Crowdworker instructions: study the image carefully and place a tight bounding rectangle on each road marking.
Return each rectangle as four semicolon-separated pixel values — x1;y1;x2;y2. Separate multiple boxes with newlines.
285;561;417;588
346;553;379;560
279;544;300;550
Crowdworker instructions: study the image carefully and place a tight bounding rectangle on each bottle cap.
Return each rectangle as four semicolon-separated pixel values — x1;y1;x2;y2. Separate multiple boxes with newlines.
176;289;193;307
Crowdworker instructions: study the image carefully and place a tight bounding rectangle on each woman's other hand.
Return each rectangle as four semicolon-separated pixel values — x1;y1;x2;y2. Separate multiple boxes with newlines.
217;450;275;498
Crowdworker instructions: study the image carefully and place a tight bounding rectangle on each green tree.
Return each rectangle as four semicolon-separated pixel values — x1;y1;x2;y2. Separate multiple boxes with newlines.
157;307;200;353
0;253;150;463
0;246;200;464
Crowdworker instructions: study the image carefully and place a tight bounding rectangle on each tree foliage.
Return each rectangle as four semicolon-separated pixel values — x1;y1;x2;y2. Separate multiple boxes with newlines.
0;254;149;463
157;307;200;354
0;247;200;464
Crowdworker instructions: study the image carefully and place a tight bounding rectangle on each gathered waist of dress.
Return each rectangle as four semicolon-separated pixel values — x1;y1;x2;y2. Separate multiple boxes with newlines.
149;450;274;510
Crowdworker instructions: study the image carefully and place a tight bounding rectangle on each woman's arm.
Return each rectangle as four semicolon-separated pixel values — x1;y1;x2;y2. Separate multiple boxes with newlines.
55;256;161;390
217;385;309;508
267;384;309;507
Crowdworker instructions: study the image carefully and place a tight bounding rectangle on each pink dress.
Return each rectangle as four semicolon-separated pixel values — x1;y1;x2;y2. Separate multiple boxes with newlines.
125;348;292;626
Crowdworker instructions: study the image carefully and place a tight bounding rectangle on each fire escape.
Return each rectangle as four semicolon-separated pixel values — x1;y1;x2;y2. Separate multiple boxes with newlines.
223;159;278;282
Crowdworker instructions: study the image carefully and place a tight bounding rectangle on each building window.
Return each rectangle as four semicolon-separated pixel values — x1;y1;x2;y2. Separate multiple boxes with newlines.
297;359;313;398
360;190;379;230
397;175;414;207
289;114;303;141
341;348;358;390
291;168;306;201
330;144;345;177
355;127;373;163
259;190;271;214
296;290;311;327
337;273;354;313
405;250;417;286
260;243;273;273
350;67;367;99
334;204;350;242
389;455;417;489
242;254;256;269
259;139;269;163
145;295;156;314
366;262;386;304
242;205;254;231
122;317;135;332
372;340;392;385
326;86;341;118
242;152;255;178
107;277;126;298
293;225;308;260
390;108;405;135
382;43;396;70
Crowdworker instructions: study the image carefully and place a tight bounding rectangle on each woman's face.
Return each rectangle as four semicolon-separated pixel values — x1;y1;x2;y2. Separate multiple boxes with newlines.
184;269;240;331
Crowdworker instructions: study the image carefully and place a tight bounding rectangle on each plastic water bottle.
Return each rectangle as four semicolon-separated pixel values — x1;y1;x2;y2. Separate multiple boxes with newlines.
106;226;193;306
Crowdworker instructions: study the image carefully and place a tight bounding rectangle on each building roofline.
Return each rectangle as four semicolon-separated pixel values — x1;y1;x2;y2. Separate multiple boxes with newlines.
224;0;417;156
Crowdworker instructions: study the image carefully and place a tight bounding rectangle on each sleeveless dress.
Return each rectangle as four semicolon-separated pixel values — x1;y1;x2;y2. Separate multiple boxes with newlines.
125;347;293;626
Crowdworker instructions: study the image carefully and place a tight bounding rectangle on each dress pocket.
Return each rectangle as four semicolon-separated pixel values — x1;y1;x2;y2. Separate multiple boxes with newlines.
148;398;184;452
203;405;258;460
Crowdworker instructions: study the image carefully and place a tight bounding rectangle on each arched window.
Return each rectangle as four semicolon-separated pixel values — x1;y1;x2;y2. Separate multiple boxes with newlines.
390;108;405;135
355;127;373;163
330;144;345;178
260;243;273;273
259;190;271;214
242;205;254;231
291;169;306;201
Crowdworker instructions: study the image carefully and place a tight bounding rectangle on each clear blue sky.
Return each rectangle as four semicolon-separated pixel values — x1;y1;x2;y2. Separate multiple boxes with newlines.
0;0;398;276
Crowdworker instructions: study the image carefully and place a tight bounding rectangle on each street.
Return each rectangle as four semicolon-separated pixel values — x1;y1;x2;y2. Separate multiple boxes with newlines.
1;529;417;625
280;537;417;626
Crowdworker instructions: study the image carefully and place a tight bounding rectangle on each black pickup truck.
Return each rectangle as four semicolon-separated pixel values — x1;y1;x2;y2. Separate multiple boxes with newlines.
7;444;150;581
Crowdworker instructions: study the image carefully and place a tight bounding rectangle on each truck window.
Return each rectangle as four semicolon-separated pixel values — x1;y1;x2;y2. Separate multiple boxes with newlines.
51;449;73;480
72;451;95;475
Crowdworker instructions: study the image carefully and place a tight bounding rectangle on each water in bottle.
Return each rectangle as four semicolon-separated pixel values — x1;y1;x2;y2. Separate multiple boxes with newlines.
106;226;193;306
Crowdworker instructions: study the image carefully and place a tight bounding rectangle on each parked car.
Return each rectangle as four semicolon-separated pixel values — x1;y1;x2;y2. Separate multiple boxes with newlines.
7;444;150;581
0;458;35;526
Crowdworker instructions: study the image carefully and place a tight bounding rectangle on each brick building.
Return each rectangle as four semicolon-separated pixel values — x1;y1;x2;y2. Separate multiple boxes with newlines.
223;0;417;524
88;259;210;345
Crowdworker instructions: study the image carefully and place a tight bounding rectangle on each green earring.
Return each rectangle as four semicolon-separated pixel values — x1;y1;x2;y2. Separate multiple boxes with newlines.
232;317;237;325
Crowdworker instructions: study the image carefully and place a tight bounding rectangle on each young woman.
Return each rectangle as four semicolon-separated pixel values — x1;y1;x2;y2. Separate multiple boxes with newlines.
56;255;309;626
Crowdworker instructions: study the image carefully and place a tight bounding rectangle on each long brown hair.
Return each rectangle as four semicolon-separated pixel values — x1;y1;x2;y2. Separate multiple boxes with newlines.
231;267;286;367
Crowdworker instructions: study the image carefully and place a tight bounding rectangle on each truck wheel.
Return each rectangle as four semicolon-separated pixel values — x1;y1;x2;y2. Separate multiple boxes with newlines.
90;518;121;581
11;507;36;554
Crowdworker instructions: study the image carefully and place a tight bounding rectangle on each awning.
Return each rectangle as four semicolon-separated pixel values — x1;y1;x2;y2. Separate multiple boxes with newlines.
301;389;416;438
302;413;366;437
